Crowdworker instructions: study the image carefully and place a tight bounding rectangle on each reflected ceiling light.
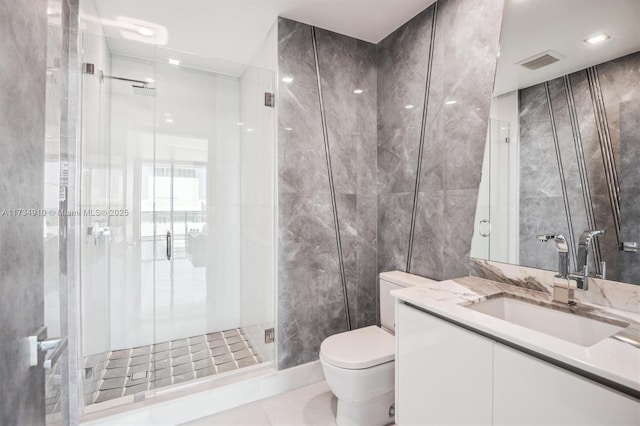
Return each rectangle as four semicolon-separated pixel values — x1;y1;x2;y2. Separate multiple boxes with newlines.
168;58;181;66
164;113;171;117
247;128;254;132
404;104;415;109
236;122;244;126
445;100;457;105
145;77;155;83
353;89;364;94
281;76;294;83
166;118;174;123
284;127;293;131
47;7;53;15
585;33;610;44
136;26;155;37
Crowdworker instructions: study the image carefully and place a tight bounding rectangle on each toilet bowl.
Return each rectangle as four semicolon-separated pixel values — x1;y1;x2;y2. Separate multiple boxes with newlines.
320;271;436;426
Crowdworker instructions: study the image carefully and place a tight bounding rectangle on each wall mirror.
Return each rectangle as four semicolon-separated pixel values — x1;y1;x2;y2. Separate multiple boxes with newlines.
471;0;640;285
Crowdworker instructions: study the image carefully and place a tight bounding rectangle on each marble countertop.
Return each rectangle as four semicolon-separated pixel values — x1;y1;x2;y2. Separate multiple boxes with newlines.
391;276;640;395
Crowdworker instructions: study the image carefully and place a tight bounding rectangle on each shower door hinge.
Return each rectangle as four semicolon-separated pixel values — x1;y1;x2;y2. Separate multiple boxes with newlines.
265;328;275;344
264;92;275;107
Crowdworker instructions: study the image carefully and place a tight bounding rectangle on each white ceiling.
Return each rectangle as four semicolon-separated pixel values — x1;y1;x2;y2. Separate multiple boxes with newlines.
85;0;640;93
495;0;640;95
88;0;436;66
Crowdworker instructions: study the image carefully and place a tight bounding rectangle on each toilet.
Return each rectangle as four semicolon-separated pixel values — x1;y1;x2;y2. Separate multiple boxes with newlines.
320;271;436;426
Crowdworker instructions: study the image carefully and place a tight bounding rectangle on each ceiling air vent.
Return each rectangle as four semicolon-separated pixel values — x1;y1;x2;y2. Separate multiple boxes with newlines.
518;51;563;70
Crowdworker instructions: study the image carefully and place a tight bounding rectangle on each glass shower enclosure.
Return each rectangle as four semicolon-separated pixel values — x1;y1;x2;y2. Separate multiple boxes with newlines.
78;32;276;411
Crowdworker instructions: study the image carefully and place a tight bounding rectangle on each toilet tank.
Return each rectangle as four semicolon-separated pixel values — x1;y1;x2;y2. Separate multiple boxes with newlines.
379;271;437;333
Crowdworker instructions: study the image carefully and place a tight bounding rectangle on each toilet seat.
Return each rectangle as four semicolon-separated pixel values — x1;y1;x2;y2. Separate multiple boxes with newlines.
320;326;394;370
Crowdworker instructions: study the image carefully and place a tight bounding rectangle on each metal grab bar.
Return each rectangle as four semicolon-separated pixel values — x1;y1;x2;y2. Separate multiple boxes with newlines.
166;230;172;260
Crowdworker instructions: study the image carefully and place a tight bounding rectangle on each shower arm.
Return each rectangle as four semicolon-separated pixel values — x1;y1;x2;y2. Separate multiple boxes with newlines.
101;73;150;88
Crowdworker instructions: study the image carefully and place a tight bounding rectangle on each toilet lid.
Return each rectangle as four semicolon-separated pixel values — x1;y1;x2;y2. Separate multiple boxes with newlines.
320;326;394;370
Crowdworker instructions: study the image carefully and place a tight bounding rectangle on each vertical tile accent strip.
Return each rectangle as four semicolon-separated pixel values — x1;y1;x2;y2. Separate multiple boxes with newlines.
406;1;438;273
311;26;351;331
563;75;602;273
586;66;621;244
545;81;577;267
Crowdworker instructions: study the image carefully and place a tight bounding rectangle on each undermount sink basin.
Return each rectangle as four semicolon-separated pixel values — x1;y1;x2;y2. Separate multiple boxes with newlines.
465;296;628;347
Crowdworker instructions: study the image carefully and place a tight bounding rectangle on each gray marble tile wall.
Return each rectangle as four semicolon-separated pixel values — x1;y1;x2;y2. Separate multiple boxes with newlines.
377;0;504;280
0;0;48;424
519;51;640;284
277;18;377;369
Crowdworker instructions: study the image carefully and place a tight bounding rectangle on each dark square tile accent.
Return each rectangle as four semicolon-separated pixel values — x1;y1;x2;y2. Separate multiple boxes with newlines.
171;354;192;367
129;354;151;366
209;339;227;349
214;354;233;365
189;342;208;353
229;342;247;352
195;367;217;379
172;363;193;376
105;358;128;369
237;357;257;368
191;350;210;362
223;329;239;338
171;339;188;349
124;383;149;396
233;349;252;361
193;358;214;370
217;362;237;373
225;336;242;345
109;349;131;360
152;342;170;353
174;372;195;384
103;367;127;379
206;332;223;341
211;346;230;357
170;346;190;357
188;335;206;344
131;346;151;357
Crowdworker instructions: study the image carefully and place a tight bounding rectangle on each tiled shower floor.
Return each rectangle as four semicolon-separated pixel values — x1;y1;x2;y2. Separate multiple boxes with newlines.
82;328;264;406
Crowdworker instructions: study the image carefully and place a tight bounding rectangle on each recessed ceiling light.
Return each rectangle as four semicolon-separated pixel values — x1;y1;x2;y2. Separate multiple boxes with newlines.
353;89;364;94
284;127;293;131
236;122;244;126
47;7;53;15
168;58;181;66
247;128;254;132
136;26;155;37
166;118;173;123
585;33;610;45
445;100;457;105
404;104;415;109
164;113;171;117
281;76;293;84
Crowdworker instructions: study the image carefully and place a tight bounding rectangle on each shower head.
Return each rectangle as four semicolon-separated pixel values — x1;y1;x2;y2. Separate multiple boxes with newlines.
132;84;157;97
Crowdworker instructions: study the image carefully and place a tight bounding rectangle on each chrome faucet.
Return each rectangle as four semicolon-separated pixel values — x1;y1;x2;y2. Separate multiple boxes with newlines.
570;229;606;291
537;234;574;304
537;234;569;278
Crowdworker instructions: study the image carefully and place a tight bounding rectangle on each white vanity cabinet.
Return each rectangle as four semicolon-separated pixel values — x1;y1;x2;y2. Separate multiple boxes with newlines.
493;344;640;425
396;302;640;426
396;302;493;425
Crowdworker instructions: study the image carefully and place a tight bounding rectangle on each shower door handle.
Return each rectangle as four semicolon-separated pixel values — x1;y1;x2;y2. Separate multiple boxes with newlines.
166;231;172;260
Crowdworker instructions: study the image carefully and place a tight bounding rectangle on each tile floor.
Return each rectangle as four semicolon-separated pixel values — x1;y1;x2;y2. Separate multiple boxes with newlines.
182;381;339;426
81;328;264;406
